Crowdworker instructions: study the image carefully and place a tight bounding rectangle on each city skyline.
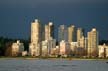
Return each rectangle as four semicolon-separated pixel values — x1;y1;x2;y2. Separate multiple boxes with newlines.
1;19;108;58
28;19;99;57
0;0;108;40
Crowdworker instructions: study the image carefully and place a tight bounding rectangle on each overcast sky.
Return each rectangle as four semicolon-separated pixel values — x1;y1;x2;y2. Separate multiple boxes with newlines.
0;0;108;40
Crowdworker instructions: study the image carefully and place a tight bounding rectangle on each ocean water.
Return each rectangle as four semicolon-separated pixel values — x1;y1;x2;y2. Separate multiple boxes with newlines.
0;59;108;71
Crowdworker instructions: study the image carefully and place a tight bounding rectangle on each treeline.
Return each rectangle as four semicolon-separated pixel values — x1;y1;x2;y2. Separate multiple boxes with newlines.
99;40;108;45
0;37;29;56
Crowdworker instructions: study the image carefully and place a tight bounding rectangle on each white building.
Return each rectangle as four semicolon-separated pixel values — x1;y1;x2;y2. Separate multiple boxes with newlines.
77;28;84;42
29;43;40;56
106;47;108;58
11;40;24;56
51;46;59;57
41;40;49;56
22;51;28;56
59;40;70;57
78;36;85;48
68;25;77;42
41;38;56;57
70;42;78;56
87;28;98;57
45;22;54;40
98;44;108;58
58;25;68;42
29;19;41;56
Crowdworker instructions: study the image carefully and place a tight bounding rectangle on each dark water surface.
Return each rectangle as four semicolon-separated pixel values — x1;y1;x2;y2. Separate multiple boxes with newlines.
0;59;108;71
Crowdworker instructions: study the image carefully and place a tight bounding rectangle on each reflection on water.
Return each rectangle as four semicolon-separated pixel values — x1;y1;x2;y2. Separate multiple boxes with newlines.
54;64;77;67
0;59;108;71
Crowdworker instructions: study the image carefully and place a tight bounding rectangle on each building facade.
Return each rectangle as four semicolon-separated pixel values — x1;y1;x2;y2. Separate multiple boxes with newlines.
41;38;56;57
45;22;54;40
29;19;41;56
59;40;70;57
98;44;108;58
70;42;78;56
11;40;24;56
68;25;77;42
77;28;84;42
58;25;68;42
87;28;99;57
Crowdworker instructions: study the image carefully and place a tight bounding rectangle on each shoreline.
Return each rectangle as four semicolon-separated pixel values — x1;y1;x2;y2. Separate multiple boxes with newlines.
0;57;108;61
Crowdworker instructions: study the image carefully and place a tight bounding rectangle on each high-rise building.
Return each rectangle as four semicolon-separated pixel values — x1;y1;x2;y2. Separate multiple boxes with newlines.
68;25;77;42
29;19;41;56
41;40;49;57
45;25;49;40
77;36;88;56
77;28;84;42
45;22;54;40
58;25;68;42
87;28;99;57
31;19;41;44
49;22;54;39
78;36;85;48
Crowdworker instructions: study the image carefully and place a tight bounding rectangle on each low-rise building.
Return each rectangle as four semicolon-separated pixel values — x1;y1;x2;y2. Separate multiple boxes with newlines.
41;40;49;57
29;43;40;56
41;38;56;57
22;51;28;56
11;40;24;56
106;47;108;58
70;42;78;56
98;44;108;58
51;46;59;57
59;40;71;57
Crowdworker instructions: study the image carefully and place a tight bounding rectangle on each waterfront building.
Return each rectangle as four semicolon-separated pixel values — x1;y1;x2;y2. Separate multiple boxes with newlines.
45;22;54;40
70;41;87;57
98;44;108;58
22;51;28;56
58;25;68;42
59;40;71;57
78;36;85;48
41;38;56;57
77;37;85;57
84;37;88;56
48;38;56;55
50;46;59;57
29;43;40;56
41;40;49;57
106;47;108;58
70;42;78;56
87;28;99;57
77;28;84;42
11;40;24;56
29;19;41;56
84;37;88;49
68;25;77;42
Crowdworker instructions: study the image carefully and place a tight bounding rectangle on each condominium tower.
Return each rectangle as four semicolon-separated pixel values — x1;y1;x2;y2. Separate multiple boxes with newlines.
68;25;77;42
45;22;54;40
87;28;98;57
77;28;84;42
58;25;68;42
29;19;41;56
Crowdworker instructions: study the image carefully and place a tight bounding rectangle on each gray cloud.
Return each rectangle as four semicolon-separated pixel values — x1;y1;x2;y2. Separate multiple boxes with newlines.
0;0;108;5
0;0;107;8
